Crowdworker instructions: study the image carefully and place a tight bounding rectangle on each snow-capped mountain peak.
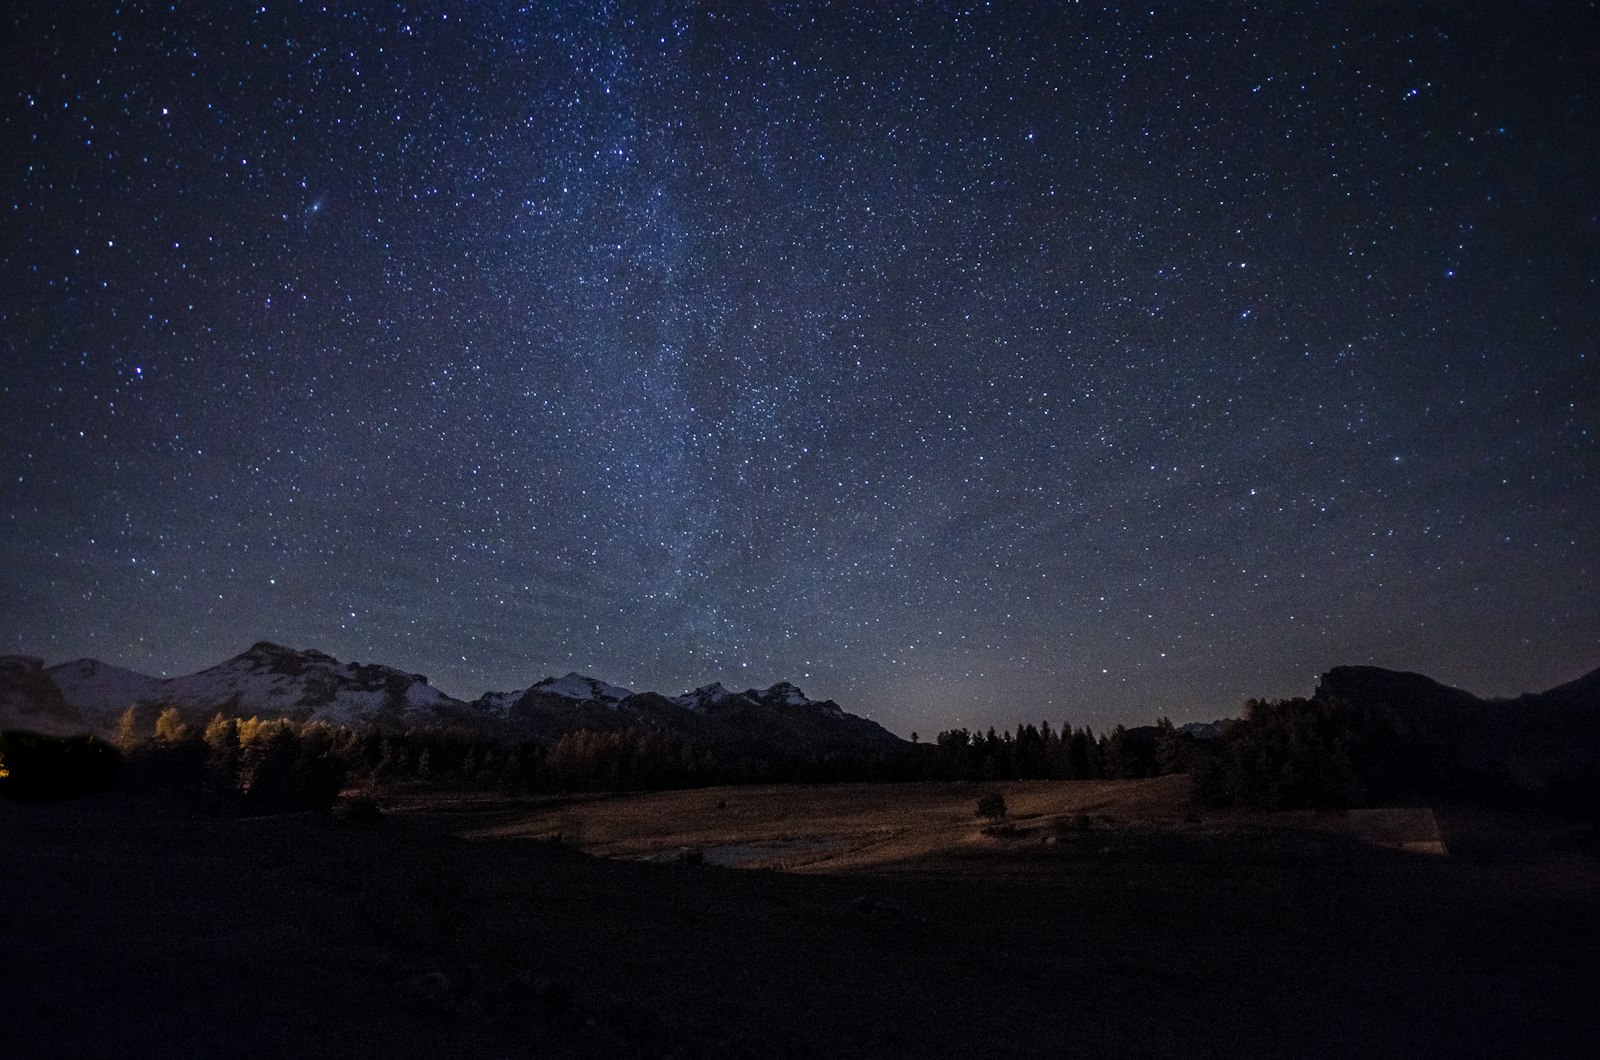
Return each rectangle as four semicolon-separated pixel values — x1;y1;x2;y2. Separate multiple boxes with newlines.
45;657;164;716
673;680;831;712
4;644;891;752
155;642;461;727
531;672;633;703
472;689;524;716
753;681;811;707
673;682;739;711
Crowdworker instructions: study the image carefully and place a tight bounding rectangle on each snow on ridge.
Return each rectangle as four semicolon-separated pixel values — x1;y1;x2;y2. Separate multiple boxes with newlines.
673;682;738;711
45;658;164;716
76;644;465;727
404;681;457;710
755;681;812;707
532;672;633;703
671;681;827;711
31;642;839;731
473;689;524;716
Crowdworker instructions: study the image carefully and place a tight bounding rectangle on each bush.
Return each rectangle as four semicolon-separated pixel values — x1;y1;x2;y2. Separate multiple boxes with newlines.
337;793;383;823
975;791;1007;819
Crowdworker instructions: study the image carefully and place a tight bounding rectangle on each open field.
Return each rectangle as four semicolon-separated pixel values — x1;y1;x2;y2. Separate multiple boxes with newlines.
6;780;1600;1058
441;775;1586;871
459;776;1210;871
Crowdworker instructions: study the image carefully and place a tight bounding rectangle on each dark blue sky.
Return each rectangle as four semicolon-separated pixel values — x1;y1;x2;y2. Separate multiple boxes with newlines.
3;3;1596;736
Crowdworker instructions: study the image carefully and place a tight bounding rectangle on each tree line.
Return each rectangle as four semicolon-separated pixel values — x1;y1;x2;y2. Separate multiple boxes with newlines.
109;705;920;810
109;710;1204;810
1186;695;1600;822
921;720;1192;782
12;692;1594;828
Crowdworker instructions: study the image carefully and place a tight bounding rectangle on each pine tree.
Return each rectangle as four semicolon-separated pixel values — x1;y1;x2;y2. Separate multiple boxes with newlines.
203;714;241;793
1103;725;1131;779
1155;717;1183;774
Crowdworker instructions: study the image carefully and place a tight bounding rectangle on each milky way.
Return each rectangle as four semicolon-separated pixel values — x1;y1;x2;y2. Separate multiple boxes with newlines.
3;3;1596;734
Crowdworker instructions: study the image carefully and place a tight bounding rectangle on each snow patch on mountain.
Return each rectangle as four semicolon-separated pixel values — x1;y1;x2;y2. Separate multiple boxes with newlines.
472;689;524;716
6;640;867;744
754;681;811;707
45;658;164;718
672;680;839;715
530;672;633;703
674;682;738;711
121;642;465;728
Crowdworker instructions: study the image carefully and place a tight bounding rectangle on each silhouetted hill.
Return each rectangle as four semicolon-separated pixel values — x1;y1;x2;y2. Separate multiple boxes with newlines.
1543;665;1600;711
1309;663;1600;784
1314;665;1483;715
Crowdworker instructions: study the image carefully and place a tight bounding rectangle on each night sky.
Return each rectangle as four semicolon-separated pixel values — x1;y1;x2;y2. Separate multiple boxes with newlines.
3;3;1596;736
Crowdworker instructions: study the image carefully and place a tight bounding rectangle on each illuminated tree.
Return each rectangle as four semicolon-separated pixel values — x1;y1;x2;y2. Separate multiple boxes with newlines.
115;706;142;752
153;705;188;743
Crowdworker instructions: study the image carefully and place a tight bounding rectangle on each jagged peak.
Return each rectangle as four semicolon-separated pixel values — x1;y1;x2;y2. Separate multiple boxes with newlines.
751;681;812;707
672;680;824;711
242;640;311;659
235;641;340;667
530;672;633;703
672;682;739;711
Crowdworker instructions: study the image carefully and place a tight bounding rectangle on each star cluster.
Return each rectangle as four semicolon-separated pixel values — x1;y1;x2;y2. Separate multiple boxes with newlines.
3;3;1596;733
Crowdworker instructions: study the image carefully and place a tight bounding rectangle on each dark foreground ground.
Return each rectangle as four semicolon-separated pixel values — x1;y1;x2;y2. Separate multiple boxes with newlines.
5;788;1599;1059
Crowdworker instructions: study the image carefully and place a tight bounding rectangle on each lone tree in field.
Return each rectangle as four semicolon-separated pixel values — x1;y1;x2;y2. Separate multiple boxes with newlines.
975;791;1007;820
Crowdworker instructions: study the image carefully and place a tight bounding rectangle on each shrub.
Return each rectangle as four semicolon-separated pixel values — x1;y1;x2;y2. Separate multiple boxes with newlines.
975;791;1007;819
338;793;383;823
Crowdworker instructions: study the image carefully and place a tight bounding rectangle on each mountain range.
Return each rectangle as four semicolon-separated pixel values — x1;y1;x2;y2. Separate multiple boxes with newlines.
0;642;904;758
6;646;1596;768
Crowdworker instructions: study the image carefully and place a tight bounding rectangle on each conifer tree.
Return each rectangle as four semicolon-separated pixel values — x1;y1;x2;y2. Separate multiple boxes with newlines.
1155;717;1183;774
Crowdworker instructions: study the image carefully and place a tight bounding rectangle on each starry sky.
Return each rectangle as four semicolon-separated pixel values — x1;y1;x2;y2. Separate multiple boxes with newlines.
3;3;1597;736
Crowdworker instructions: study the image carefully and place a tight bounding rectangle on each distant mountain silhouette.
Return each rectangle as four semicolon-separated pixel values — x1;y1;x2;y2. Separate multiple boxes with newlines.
1313;662;1600;717
1314;665;1483;714
1543;666;1600;711
1311;662;1600;781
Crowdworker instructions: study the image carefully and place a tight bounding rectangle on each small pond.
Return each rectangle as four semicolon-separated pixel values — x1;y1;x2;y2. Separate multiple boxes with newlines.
633;837;849;867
